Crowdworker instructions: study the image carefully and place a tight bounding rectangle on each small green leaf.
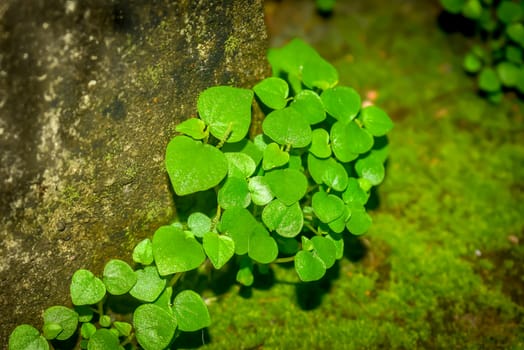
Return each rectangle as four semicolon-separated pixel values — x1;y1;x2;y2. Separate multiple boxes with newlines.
478;67;501;92
327;233;345;259
355;155;386;186
263;142;290;170
496;61;520;87
309;128;332;158
291;90;326;125
87;329;123;350
165;136;228;196
221;139;263;167
134;304;177;350
152;225;206;275
321;86;361;122
262;107;312;148
103;259;137;296
197;86;253;142
224;152;257;178
346;206;372;235
253;77;289;110
187;212;212;238
99;315;111;328
70;269;106;306
360;106;393;137
81;322;97;339
203;232;235;269
312;191;345;224
129;266;166;302
175;118;207;140
497;0;522;24
331;120;374;159
462;0;482;19
342;177;370;205
307;154;349;192
133;238;154;265
42;323;62;341
248;176;275;206
262;199;303;238
9;325;49;350
507;23;524;47
113;322;132;337
218;177;251;209
248;224;279;264
328;205;351;234
441;0;465;13
295;250;326;282
173;290;211;332
265;168;308;205
463;52;483;73
267;38;319;77
43;306;78;341
311;236;337;269
302;55;339;90
219;208;258;254
236;256;254;286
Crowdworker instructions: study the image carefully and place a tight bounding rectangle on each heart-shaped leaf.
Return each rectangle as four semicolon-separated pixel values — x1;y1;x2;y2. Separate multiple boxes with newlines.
248;224;279;264
173;290;211;332
265;168;308;205
9;325;49;350
236;256;254;286
219;207;258;254
187;212;212;238
302;55;339;90
203;232;235;269
224;152;257;178
496;61;520;87
321;86;361;122
152;225;206;276
248;176;274;206
342;177;370;205
197;86;253;142
331;120;373;159
291;90;326;124
175;118;207;140
129;266;166;302
295;250;326;282
262;199;303;238
134;304;177;350
309;128;331;158
70;269;106;306
355;155;385;186
218;177;251;209
311;236;337;269
478;67;501;92
312;191;345;224
87;329;123;350
328;205;351;233
43;306;78;341
359;105;393;136
262;107;312;148
132;238;154;265
165;136;228;196
346;206;372;235
307;154;349;192
263;142;290;170
253;77;289;110
103;259;137;296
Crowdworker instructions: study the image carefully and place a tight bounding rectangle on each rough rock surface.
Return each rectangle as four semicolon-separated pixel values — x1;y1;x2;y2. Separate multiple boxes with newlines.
0;0;269;344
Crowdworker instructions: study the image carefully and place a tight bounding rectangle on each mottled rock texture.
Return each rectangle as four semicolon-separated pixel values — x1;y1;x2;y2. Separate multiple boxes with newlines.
0;0;269;344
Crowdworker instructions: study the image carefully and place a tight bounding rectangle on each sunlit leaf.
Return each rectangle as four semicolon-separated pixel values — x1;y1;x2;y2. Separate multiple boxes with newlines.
253;77;289;110
173;290;211;332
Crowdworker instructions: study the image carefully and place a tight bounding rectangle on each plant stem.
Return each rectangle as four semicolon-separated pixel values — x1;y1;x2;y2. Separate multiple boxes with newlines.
274;256;295;263
168;272;184;287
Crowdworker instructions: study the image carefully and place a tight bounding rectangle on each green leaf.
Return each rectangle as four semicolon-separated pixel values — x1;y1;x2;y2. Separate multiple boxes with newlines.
497;0;522;24
327;233;345;259
309;128;332;158
275;236;300;255
331;120;374;158
224;152;257;178
187;212;212;238
218;177;251;209
441;0;465;13
478;67;501;92
134;304;177;350
248;176;275;206
462;0;482;19
152;225;206;275
360;106;393;136
9;325;49;350
165;136;228;196
253;77;289;110
355;155;386;186
221;139;263;167
262;107;312;148
173;290;211;332
346;206;372;235
70;269;106;306
267;38;319;77
75;305;94;323
87;329;123;350
505;45;522;64
129;266;166;302
302;55;339;90
342;177;370;205
175;118;207;140
81;322;97;339
263;142;290;170
496;61;520;87
236;256;254;286
219;207;258;254
103;259;137;296
203;232;235;269
312;191;345;224
42;323;62;341
133;238;154;265
265;168;308;205
311;236;337;269
507;23;524;47
262;199;303;238
307;154;349;192
99;315;111;328
153;286;173;313
197;86;253;142
248;224;279;263
113;322;132;337
295;250;326;282
290;90;326;125
328;205;351;234
463;52;483;73
42;306;78;341
321;86;361;123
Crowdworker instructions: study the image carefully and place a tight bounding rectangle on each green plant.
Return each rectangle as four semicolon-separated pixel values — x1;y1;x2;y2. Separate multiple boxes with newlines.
440;0;524;102
8;38;392;350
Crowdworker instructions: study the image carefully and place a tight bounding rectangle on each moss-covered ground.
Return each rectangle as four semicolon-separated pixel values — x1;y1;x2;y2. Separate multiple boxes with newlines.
180;1;524;349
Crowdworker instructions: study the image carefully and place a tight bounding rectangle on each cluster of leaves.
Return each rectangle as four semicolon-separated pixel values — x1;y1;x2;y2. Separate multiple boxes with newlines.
9;38;392;350
441;0;524;102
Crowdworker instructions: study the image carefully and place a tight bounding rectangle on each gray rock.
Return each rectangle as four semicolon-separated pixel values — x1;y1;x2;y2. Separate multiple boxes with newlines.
0;0;269;344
